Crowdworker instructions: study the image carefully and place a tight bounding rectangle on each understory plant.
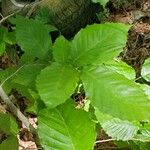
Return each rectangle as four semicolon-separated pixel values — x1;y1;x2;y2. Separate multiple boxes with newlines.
0;15;150;150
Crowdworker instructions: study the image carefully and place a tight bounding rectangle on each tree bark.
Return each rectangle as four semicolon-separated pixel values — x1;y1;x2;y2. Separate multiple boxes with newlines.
40;0;100;37
1;0;100;38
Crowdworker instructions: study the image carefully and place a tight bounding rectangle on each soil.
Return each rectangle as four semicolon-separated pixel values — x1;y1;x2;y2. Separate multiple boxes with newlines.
107;0;150;82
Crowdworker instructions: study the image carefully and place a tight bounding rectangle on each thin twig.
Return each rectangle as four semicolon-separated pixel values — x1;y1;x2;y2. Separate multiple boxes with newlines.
0;66;23;86
26;0;42;18
132;138;150;143
0;12;17;25
95;139;115;144
0;13;4;18
97;147;117;150
95;138;150;144
0;63;47;87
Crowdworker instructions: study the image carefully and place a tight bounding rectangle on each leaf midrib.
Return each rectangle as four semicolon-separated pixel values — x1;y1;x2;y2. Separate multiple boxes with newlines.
57;109;76;150
72;30;118;65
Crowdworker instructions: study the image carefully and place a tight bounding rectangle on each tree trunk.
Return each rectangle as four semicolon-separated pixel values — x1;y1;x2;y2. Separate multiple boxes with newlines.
40;0;100;37
1;0;100;38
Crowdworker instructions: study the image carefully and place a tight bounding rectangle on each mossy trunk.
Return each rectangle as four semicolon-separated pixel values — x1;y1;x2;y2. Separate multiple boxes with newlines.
2;0;99;38
40;0;99;37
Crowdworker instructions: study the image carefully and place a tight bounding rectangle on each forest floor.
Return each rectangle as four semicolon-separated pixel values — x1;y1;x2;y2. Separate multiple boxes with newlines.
0;0;150;150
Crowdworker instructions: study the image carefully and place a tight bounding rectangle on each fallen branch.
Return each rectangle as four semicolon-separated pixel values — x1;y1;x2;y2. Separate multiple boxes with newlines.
0;86;30;129
0;86;43;149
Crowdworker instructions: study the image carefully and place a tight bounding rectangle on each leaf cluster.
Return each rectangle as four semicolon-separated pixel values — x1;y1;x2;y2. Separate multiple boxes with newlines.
0;15;150;150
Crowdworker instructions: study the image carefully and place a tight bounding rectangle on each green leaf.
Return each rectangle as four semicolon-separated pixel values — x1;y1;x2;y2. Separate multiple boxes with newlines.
128;141;150;150
95;109;139;140
0;68;16;91
137;142;150;150
38;100;96;150
0;67;33;98
36;63;79;108
12;83;34;100
141;130;150;139
142;59;150;80
139;59;150;99
95;108;113;123
102;118;138;141
135;125;150;141
0;27;6;41
35;8;50;24
26;89;46;113
71;23;130;66
12;64;45;89
16;16;52;59
0;64;45;100
114;141;130;149
4;32;16;45
0;113;18;135
92;0;109;7
53;36;71;63
140;84;150;100
0;135;18;150
0;41;5;55
0;27;6;55
106;60;135;80
0;27;16;55
81;65;150;121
